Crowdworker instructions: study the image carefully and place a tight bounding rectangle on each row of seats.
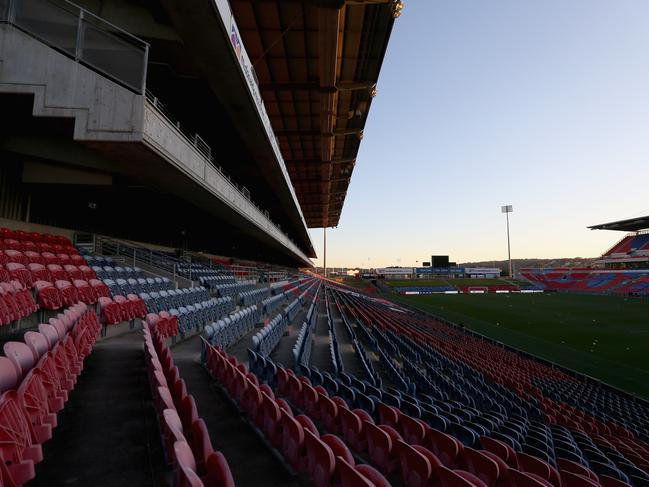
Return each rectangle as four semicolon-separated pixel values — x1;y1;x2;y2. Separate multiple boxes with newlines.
329;292;381;387
143;316;235;486
252;313;287;357
1;262;96;288
90;265;146;281
278;360;597;487
33;279;109;310
146;311;180;339
328;286;649;487
212;281;256;298
82;255;116;266
292;285;321;369
98;295;147;325
1;250;85;267
326;294;344;377
0;228;73;247
261;293;286;316
239;287;269;307
198;275;236;289
205;344;392;487
140;287;211;314
176;265;227;280
169;299;228;334
0;303;100;486
104;276;173;297
284;298;301;322
1;280;38;325
520;269;649;296
204;305;261;350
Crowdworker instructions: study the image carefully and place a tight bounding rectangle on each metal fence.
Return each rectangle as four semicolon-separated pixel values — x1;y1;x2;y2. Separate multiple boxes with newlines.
1;0;148;93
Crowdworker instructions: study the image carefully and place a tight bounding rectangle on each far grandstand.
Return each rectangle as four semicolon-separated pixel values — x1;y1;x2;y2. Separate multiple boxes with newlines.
522;216;649;296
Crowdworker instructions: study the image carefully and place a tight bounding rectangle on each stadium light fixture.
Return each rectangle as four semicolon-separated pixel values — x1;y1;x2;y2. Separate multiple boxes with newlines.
501;205;513;277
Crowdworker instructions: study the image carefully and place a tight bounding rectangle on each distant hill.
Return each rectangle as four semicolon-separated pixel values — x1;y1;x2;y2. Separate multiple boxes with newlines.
460;258;597;275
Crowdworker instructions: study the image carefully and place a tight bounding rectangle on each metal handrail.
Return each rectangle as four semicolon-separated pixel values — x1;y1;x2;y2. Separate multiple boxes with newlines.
2;0;149;93
144;90;301;250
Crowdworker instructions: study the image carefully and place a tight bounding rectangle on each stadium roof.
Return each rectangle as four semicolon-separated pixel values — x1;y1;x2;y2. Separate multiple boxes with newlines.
230;0;401;228
588;215;649;232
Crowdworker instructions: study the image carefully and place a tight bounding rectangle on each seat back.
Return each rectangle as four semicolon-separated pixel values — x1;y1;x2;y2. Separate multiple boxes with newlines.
24;332;50;363
0;357;19;393
396;440;432;487
338;456;374;487
463;446;501;487
304;429;335;487
189;418;214;470
38;324;60;349
3;341;35;379
203;451;236;487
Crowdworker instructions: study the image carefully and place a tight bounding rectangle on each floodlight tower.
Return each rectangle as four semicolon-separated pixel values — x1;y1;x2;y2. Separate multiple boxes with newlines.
501;205;513;277
323;227;327;278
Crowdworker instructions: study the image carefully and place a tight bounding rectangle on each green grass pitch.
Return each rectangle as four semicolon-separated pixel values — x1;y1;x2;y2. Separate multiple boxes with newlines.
388;292;649;399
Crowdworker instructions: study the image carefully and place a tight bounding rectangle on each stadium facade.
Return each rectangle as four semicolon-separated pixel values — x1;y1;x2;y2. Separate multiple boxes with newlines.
0;0;398;267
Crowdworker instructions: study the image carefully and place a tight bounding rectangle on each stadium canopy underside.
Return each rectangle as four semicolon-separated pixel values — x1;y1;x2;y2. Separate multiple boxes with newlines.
230;0;400;228
588;215;649;232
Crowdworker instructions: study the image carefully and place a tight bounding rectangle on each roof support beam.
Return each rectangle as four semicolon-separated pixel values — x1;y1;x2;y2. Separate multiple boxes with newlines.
259;80;375;92
285;157;355;165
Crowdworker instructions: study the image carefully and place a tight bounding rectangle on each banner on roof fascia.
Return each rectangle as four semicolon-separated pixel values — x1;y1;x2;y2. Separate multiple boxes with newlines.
213;0;305;225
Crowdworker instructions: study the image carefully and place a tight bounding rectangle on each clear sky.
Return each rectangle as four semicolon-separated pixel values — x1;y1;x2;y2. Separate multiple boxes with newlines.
307;0;649;269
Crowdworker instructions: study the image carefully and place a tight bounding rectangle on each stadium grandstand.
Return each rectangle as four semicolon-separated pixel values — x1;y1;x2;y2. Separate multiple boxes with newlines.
1;2;648;487
521;216;649;296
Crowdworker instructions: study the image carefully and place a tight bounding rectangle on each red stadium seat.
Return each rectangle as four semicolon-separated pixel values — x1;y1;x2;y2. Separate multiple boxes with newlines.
163;408;186;462
561;470;601;487
89;279;110;298
462;447;502;487
338;456;392;487
318;392;340;433
73;280;96;305
338;406;368;452
6;263;32;287
24;252;44;265
33;281;62;311
428;428;463;467
401;413;428;446
98;297;122;325
437;466;489;487
509;469;553;487
55;280;78;306
480;437;519;469
3;341;35;381
0;356;19;394
0;390;43;486
189;418;214;475
281;409;306;471
396;440;435;487
321;434;354;483
364;421;401;474
16;370;55;443
304;429;336;487
27;263;51;282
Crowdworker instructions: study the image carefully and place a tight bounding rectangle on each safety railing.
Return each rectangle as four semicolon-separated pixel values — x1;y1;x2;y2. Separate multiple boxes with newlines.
1;0;148;93
145;90;302;252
